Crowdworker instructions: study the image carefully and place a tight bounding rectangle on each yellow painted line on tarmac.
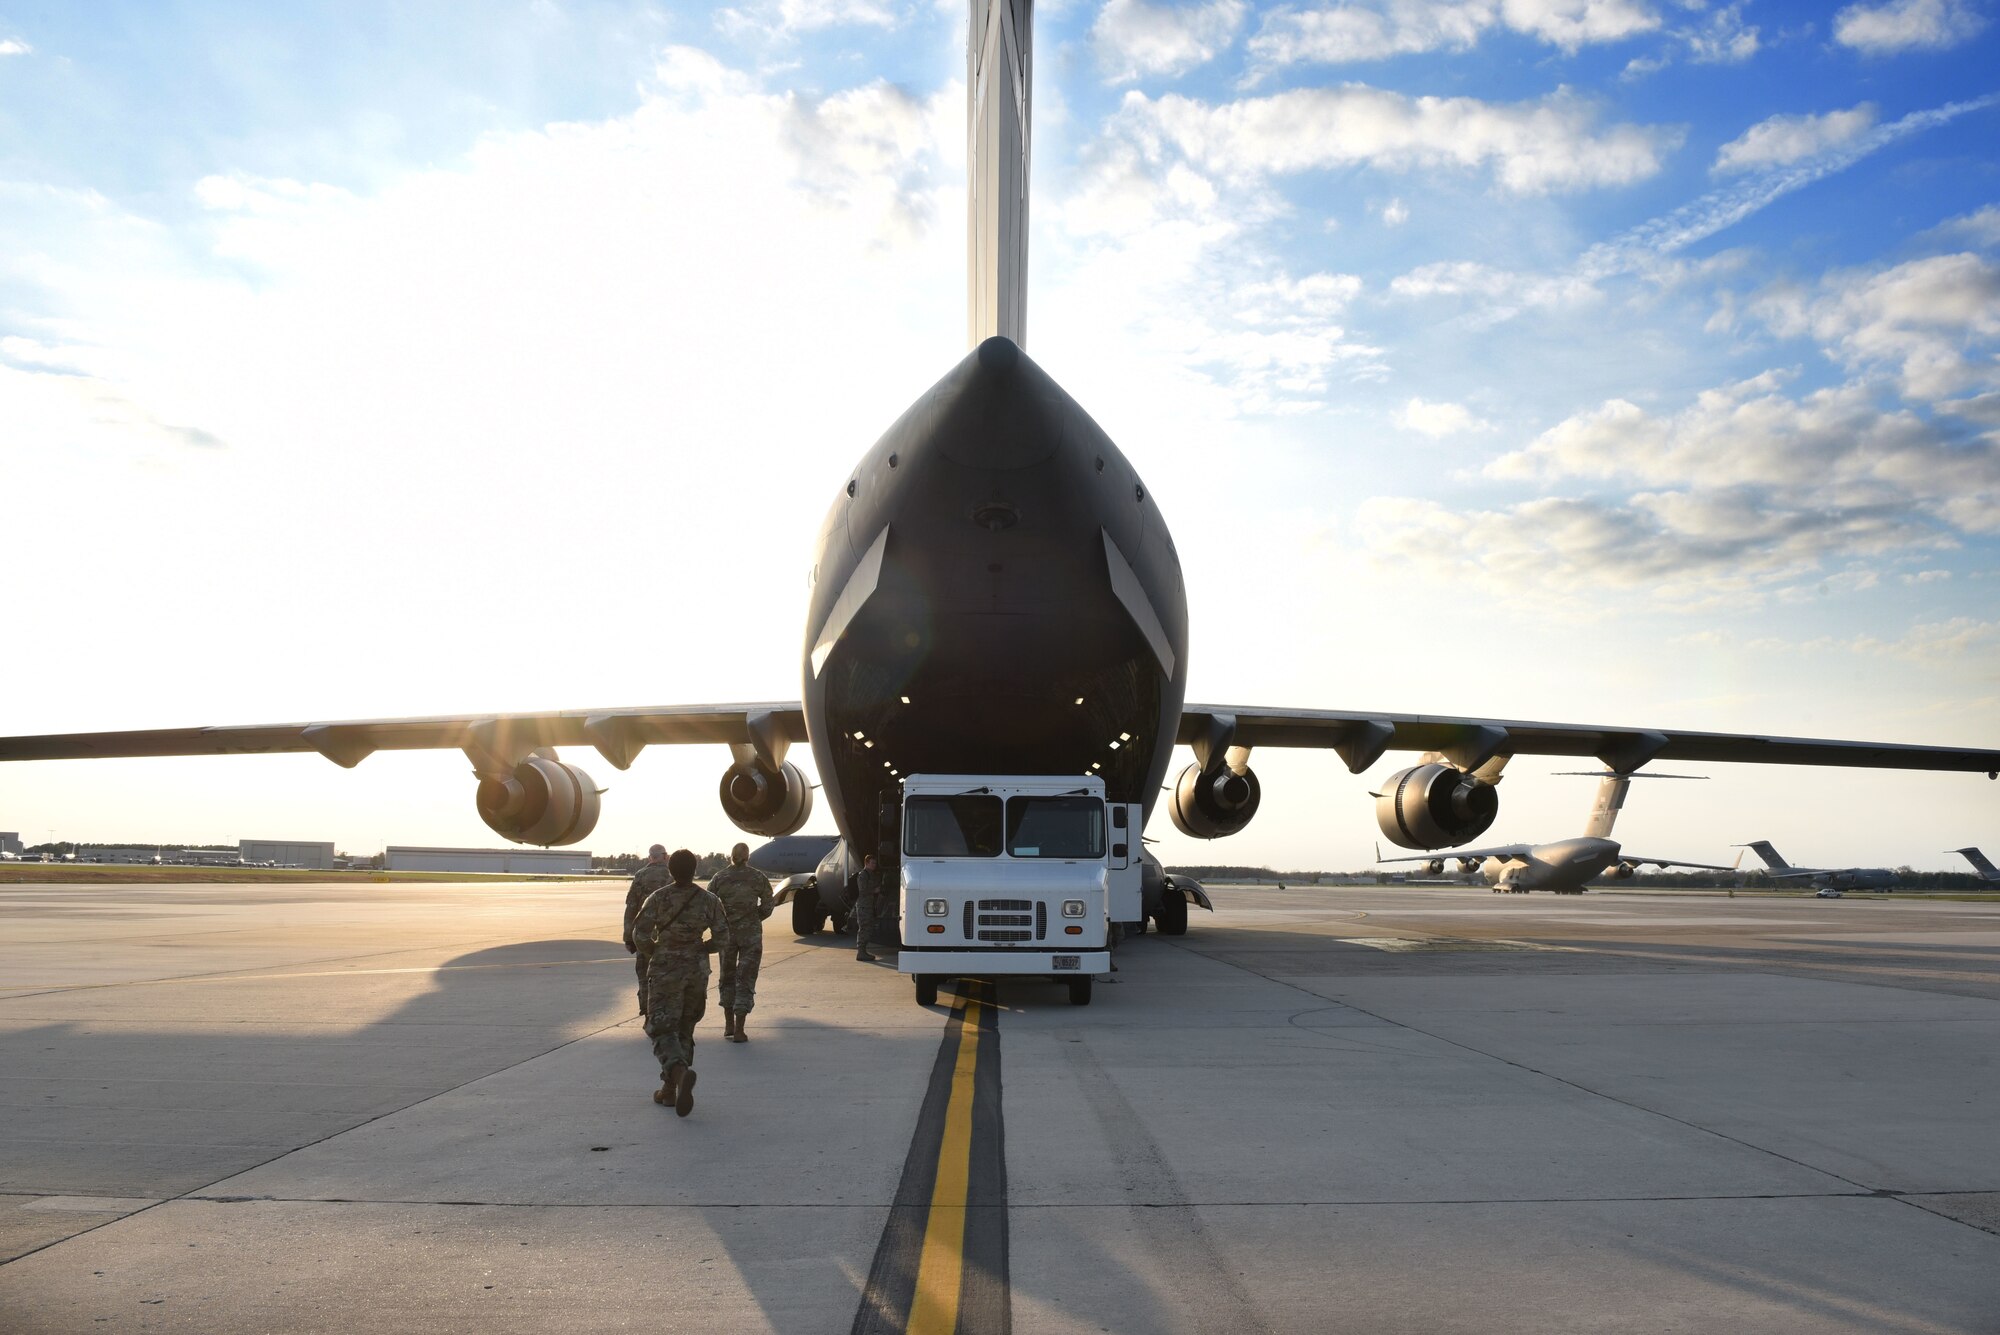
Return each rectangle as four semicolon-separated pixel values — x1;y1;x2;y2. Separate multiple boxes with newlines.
907;990;982;1335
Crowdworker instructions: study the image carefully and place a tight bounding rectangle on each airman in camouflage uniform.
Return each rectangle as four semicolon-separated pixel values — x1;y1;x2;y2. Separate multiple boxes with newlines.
623;845;673;1015
707;842;774;1042
854;853;884;962
631;848;732;1116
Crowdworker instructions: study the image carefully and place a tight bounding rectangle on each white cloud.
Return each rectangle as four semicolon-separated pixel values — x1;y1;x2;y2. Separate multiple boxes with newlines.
1114;84;1677;195
1902;568;1952;583
1395;396;1488;435
1834;0;1986;53
1682;3;1760;62
1379;196;1409;224
1388;259;1599;313
1747;253;2000;401
0;38;31;56
716;0;899;37
1713;104;1878;174
1093;0;1248;82
1932;204;2000;248
1246;0;1659;71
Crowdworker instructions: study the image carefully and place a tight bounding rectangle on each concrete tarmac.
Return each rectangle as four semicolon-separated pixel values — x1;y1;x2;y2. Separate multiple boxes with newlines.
3;878;1998;1332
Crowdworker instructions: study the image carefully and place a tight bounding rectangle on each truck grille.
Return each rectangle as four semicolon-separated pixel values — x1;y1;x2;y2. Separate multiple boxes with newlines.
973;898;1037;943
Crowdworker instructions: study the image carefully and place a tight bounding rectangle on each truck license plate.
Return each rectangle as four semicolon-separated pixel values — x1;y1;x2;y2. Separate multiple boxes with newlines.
1053;955;1080;970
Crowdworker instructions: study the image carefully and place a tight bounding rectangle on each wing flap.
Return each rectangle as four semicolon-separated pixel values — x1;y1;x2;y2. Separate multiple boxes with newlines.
1182;706;2000;775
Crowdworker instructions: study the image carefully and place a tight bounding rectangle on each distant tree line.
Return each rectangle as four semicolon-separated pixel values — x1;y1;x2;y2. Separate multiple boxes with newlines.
592;851;734;878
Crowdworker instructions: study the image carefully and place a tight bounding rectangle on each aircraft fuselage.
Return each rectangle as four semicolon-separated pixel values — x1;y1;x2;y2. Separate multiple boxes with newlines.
1485;837;1622;892
799;337;1189;862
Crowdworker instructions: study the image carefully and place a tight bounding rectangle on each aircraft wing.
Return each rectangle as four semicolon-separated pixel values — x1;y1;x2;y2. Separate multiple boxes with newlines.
1178;706;2000;776
1376;844;1531;863
0;703;810;773
1620;855;1742;873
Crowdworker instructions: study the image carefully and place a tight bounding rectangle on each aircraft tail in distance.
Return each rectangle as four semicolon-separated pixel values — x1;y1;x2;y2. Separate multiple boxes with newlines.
1954;847;2000;881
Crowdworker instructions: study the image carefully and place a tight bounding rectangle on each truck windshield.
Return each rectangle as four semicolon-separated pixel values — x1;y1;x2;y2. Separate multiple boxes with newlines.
903;795;1004;857
1005;797;1105;859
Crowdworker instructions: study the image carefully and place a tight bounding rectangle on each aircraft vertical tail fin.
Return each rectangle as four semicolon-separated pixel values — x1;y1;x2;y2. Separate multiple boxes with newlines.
1583;774;1630;839
1743;840;1788;870
967;0;1032;350
1955;846;2000;881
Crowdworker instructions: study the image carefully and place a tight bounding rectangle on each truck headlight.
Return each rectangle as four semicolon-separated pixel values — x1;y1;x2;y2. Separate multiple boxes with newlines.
1061;900;1085;918
925;899;947;917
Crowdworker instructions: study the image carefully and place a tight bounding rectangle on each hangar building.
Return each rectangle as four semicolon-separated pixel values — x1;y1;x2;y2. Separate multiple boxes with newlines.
1;832;21;856
385;846;591;874
240;840;337;869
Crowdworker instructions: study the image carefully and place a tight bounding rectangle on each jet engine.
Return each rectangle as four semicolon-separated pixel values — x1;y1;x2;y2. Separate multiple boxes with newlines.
1375;763;1500;850
1457;857;1482;875
1603;861;1636;880
476;756;602;846
1423;859;1445;876
1168;762;1261;839
720;760;815;838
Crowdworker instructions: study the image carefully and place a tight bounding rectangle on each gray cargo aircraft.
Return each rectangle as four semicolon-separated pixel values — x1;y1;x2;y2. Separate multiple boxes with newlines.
1738;842;1899;891
1;0;1997;935
1953;847;1999;882
1375;772;1738;893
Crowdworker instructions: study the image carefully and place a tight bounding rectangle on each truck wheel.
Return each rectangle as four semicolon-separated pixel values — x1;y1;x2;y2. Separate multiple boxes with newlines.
1067;977;1093;1006
791;884;825;936
915;975;938;1006
1154;889;1188;936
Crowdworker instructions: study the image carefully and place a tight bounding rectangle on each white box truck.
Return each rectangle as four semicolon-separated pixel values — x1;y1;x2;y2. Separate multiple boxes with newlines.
894;773;1143;1006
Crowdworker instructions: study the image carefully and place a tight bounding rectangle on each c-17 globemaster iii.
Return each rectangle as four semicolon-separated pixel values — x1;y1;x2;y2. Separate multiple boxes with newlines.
1737;842;1900;892
1;0;1997;951
1952;847;1998;882
1376;771;1739;894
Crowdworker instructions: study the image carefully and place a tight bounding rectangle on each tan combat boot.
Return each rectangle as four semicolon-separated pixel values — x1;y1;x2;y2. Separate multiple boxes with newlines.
734;1011;750;1043
722;1010;737;1040
653;1063;682;1106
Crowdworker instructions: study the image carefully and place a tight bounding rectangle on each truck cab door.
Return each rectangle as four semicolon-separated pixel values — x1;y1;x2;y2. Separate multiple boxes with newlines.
1107;803;1143;924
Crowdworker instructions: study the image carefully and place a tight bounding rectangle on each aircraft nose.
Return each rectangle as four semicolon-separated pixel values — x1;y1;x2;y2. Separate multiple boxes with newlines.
936;336;1060;470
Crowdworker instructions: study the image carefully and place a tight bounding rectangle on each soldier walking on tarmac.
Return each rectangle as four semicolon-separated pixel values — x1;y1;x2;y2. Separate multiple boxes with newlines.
623;845;672;1015
630;848;732;1117
854;853;884;963
707;842;774;1043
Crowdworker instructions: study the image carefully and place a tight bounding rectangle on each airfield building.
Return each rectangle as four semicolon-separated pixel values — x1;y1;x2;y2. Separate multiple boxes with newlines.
240;840;337;869
0;831;20;856
385;846;591;874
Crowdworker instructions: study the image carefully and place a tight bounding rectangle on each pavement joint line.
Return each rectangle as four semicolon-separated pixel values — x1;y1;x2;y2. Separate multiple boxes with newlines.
1157;937;1897;1202
5;1186;1993;1210
0;929;596;1000
0;992;645;1270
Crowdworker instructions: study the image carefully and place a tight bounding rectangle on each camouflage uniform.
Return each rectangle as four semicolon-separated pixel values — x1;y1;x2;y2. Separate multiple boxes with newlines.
853;864;884;958
631;882;732;1079
624;862;673;1012
707;863;774;1016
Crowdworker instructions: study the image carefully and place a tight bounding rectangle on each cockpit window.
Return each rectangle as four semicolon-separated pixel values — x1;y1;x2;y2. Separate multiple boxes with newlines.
1005;797;1105;859
903;795;1004;857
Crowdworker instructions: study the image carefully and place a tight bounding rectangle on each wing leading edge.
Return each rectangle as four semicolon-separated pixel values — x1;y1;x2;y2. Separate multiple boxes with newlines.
0;704;809;777
1179;706;2000;777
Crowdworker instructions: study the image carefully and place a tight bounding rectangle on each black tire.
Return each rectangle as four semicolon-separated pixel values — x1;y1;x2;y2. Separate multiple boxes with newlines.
791;884;826;936
1154;888;1188;936
915;974;938;1006
1067;976;1093;1006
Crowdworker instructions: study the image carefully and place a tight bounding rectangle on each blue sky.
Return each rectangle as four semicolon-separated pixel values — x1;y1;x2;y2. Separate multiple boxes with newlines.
1;0;1996;867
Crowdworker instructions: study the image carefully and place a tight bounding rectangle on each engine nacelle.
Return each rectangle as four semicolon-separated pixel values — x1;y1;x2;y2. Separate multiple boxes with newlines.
476;756;602;846
1168;762;1261;839
1375;763;1500;850
1457;857;1482;875
1603;861;1636;880
1423;859;1445;876
720;760;815;838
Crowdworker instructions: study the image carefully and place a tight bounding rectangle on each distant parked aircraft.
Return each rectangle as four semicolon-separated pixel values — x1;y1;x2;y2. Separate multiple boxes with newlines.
1377;771;1736;894
1737;842;1897;891
1953;847;1999;882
